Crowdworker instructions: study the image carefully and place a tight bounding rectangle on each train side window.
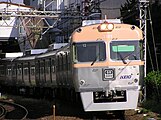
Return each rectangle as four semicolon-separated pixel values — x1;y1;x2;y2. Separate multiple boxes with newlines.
24;68;28;75
7;67;12;76
52;59;55;73
12;64;17;76
17;65;22;75
31;67;35;75
18;68;22;75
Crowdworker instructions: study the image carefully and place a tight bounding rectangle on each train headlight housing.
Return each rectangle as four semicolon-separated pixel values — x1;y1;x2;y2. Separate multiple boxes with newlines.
98;22;114;32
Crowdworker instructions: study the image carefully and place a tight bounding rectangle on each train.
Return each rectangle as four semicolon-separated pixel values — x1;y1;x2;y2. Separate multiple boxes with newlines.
0;19;144;112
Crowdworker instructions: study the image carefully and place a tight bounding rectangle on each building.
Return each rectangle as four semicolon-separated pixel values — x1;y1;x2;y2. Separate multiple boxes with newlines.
0;2;34;53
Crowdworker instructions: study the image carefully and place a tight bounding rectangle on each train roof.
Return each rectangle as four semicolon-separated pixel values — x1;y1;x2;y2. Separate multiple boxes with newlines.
72;21;143;42
36;43;70;59
5;52;23;58
35;50;57;59
0;57;16;62
25;49;48;55
82;19;121;26
48;43;68;51
15;55;36;61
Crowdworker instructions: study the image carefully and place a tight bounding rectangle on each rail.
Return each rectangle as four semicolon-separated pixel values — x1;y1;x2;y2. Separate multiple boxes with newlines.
0;100;28;119
0;104;6;119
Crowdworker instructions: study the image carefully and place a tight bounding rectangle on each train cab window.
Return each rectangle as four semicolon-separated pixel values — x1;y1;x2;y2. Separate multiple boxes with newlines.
110;40;142;61
73;42;106;63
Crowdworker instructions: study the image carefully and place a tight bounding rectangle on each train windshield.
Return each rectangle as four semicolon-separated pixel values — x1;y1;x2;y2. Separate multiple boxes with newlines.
110;41;142;61
73;42;106;63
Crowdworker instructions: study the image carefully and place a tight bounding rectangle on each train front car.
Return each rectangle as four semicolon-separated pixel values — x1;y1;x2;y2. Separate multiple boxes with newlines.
71;20;144;112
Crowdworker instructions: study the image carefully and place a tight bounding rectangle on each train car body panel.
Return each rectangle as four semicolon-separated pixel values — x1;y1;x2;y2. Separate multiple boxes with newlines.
80;90;139;111
72;24;143;42
71;21;144;111
55;46;74;88
73;65;140;92
35;51;57;87
15;55;36;86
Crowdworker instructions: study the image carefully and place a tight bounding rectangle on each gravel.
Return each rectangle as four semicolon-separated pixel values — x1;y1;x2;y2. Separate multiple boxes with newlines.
1;94;160;120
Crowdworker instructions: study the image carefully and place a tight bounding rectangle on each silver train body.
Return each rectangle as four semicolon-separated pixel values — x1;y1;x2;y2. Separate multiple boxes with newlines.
0;20;144;112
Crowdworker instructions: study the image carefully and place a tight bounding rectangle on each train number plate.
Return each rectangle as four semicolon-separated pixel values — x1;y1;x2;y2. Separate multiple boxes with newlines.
103;69;115;80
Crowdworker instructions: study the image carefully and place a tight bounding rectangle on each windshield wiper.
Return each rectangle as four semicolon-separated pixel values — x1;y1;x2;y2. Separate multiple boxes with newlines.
117;52;127;64
91;54;99;66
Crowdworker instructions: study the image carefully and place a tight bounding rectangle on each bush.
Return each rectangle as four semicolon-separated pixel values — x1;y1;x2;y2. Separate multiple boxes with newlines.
144;71;161;100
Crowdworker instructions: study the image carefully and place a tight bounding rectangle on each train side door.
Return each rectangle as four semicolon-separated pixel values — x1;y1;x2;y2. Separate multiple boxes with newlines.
35;60;40;86
45;58;51;86
0;64;5;85
17;63;23;85
30;63;36;86
12;63;17;86
6;64;12;85
51;58;56;86
40;59;46;85
63;53;67;86
23;62;30;86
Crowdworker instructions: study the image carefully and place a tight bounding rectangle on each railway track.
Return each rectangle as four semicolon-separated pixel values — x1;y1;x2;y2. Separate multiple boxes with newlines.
0;100;28;119
0;104;6;119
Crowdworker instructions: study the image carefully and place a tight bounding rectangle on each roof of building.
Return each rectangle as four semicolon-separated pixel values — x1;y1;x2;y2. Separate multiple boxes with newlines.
0;2;33;9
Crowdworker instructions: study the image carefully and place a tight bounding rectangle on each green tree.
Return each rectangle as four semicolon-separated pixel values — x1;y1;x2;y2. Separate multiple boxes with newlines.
120;0;139;26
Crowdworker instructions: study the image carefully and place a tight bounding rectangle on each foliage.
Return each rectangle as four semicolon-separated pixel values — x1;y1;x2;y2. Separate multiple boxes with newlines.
142;99;161;114
144;71;161;100
120;0;139;26
145;71;161;87
120;1;161;72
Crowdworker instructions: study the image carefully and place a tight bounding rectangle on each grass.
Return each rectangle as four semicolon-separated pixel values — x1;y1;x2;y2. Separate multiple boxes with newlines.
0;94;7;100
141;99;161;119
142;99;161;114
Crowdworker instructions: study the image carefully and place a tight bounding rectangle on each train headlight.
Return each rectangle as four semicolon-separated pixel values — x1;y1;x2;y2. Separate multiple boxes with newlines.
98;22;114;32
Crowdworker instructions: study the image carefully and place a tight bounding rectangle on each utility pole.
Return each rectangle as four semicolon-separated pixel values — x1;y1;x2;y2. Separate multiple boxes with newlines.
139;0;149;101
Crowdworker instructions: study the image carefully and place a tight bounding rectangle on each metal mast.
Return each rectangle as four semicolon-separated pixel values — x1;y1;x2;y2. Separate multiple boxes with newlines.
0;1;61;51
139;0;149;101
139;0;149;77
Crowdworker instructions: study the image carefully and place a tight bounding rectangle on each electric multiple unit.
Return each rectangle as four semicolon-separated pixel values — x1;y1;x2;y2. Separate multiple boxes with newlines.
0;19;144;112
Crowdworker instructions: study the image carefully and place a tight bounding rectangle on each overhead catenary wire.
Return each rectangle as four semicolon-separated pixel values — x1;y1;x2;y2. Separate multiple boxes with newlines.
147;5;160;101
148;6;159;71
